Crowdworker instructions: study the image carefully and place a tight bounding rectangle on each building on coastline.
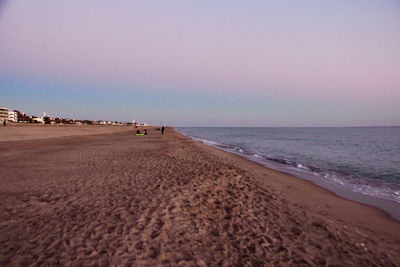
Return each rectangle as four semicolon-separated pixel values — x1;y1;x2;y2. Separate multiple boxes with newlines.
0;106;132;125
8;111;19;122
0;107;9;122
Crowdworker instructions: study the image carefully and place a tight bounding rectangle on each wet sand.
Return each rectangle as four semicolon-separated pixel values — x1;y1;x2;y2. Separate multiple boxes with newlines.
0;125;399;266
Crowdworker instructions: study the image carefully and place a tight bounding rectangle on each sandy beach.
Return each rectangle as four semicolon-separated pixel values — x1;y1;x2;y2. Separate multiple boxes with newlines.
0;125;399;266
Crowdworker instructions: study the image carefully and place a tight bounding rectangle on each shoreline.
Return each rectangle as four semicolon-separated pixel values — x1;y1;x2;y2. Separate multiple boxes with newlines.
175;130;400;235
1;125;399;265
176;128;400;222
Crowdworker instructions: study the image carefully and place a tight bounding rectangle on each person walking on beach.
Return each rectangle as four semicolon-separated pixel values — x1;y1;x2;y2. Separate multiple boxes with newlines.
3;120;6;127
161;126;165;135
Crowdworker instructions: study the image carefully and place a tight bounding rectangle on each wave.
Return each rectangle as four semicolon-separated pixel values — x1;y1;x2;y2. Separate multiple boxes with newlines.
185;136;223;147
256;155;400;204
265;157;319;171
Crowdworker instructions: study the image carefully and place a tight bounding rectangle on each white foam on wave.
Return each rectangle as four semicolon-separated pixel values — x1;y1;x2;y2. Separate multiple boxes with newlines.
317;171;400;203
296;163;310;170
182;134;223;148
202;139;220;146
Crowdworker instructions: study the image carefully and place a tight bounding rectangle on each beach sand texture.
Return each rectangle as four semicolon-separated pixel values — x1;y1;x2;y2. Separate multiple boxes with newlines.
0;123;136;142
0;126;399;266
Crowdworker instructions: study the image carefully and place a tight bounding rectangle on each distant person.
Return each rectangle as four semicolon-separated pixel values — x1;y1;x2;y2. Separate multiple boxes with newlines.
136;129;141;134
3;120;6;127
161;126;165;135
144;129;148;135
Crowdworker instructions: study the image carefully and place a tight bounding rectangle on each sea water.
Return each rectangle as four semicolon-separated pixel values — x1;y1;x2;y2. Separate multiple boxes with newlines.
177;127;400;219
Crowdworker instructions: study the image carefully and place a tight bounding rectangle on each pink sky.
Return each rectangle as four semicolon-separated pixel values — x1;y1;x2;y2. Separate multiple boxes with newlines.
1;1;399;125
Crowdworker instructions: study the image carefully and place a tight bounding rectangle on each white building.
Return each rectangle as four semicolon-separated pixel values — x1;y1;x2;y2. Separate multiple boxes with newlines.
8;111;19;122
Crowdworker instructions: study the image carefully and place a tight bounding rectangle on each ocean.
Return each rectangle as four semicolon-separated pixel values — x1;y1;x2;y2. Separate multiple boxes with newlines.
177;127;400;219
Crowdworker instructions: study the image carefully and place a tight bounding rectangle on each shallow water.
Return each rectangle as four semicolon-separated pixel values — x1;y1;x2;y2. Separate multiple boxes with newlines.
177;127;400;206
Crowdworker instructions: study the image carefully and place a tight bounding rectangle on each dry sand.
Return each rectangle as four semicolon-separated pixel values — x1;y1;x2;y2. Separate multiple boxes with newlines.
0;125;399;266
0;123;136;142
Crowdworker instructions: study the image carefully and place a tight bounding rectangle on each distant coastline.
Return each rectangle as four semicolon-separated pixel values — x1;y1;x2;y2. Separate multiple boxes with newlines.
0;105;148;127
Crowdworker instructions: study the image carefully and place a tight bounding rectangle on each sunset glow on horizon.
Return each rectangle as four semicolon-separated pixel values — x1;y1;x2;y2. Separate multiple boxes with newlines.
1;1;399;126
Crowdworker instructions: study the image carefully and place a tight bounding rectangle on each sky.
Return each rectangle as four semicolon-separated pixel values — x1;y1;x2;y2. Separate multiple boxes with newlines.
1;0;399;126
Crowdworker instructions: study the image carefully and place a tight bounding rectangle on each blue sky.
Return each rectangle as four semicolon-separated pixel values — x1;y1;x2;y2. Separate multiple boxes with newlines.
1;1;399;126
